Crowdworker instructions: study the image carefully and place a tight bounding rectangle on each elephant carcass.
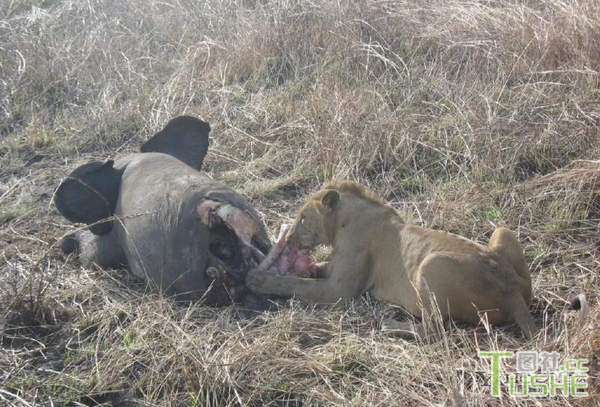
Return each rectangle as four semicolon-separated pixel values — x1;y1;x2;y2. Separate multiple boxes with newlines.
55;117;271;305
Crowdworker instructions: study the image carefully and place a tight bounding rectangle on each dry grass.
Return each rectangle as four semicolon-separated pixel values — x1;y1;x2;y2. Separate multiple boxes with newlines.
1;0;599;405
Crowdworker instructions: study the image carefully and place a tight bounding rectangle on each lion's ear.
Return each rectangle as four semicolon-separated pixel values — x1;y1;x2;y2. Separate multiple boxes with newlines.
321;190;339;211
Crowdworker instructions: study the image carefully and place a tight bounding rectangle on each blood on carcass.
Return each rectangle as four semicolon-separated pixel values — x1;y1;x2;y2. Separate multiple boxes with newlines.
273;243;317;278
254;224;317;278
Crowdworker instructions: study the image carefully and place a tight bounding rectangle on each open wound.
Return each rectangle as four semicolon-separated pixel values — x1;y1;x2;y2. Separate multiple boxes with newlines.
197;200;316;280
253;224;317;278
197;200;267;281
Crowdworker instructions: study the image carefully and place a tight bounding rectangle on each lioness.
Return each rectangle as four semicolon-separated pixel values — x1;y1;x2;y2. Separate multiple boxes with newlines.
246;181;536;338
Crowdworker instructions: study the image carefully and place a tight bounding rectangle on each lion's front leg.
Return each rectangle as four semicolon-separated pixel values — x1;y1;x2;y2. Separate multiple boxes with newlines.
314;261;330;278
245;269;303;297
246;271;344;303
245;256;365;304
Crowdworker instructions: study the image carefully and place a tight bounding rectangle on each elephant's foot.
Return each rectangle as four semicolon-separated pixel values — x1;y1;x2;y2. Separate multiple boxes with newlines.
59;230;126;269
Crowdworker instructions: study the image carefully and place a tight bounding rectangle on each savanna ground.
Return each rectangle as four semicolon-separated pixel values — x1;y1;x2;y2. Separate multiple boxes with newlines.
1;0;599;405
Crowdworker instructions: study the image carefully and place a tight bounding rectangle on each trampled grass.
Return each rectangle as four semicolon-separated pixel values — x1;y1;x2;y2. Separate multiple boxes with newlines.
0;1;598;405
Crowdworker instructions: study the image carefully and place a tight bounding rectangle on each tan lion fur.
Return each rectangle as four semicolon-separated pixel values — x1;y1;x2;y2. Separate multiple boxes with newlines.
246;180;536;338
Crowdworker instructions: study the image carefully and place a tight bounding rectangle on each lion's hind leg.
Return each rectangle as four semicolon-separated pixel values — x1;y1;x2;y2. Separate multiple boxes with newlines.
414;249;536;338
413;252;499;327
488;227;531;305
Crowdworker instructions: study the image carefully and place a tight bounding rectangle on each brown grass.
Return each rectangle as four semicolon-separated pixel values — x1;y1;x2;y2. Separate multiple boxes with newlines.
1;0;599;405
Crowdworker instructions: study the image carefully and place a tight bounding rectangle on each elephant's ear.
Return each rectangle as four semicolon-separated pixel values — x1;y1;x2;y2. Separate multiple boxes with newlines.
54;160;121;235
141;116;210;170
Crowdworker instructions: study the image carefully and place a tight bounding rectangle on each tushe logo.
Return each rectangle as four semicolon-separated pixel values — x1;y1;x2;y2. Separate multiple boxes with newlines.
478;351;589;398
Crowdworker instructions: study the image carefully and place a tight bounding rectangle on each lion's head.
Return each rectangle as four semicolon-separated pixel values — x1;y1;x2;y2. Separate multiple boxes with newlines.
286;188;339;249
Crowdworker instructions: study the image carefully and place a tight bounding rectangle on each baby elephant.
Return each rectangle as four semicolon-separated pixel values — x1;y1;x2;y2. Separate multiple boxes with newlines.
55;116;271;305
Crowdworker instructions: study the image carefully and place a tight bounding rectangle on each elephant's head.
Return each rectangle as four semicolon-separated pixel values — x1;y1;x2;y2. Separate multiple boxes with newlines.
54;160;122;235
141;115;210;170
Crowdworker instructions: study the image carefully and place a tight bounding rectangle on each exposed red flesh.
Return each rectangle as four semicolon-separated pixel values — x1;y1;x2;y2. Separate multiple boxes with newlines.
198;204;318;279
255;223;317;278
273;243;317;278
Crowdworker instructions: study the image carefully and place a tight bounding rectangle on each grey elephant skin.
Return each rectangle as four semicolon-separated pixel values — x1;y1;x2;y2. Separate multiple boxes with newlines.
55;116;271;305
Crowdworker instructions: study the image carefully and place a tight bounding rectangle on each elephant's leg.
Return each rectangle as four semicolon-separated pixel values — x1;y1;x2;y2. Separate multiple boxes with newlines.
151;216;216;303
61;230;126;269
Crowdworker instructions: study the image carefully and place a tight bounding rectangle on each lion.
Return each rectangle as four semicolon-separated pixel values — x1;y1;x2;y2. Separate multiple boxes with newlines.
246;180;536;338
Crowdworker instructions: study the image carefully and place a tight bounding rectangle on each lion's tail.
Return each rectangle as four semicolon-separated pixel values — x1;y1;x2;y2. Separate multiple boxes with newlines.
570;294;589;319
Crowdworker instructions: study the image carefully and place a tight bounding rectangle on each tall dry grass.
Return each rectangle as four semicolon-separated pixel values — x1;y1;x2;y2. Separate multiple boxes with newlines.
1;0;598;405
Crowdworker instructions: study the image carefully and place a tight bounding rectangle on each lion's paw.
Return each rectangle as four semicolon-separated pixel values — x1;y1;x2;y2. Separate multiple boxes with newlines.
245;268;268;293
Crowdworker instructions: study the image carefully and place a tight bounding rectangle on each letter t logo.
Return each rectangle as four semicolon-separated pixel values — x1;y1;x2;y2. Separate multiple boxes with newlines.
479;351;514;396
